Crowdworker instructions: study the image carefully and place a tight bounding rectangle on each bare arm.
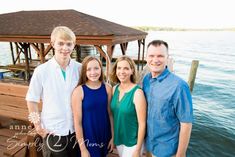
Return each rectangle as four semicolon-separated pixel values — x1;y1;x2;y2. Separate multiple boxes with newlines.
71;86;90;157
133;88;147;156
105;83;114;152
176;123;192;157
27;101;48;138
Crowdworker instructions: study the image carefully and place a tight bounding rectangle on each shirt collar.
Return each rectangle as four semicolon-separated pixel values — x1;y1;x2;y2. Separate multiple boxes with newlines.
51;57;72;69
148;68;170;82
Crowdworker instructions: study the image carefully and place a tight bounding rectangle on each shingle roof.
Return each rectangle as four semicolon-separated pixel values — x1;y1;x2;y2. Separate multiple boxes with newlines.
0;9;147;37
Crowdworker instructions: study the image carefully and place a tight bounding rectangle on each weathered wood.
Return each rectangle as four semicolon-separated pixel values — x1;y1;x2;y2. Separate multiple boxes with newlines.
0;82;28;97
188;60;199;92
0;82;42;157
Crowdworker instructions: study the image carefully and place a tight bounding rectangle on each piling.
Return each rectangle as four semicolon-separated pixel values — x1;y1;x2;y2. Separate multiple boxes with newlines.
188;60;199;92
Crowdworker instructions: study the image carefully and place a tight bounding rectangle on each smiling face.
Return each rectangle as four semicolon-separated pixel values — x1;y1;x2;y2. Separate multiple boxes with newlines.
146;44;168;78
86;59;102;82
50;26;76;64
116;60;133;83
52;38;75;62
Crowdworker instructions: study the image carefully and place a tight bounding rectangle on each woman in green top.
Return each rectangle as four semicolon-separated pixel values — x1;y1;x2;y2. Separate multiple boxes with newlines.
110;56;146;157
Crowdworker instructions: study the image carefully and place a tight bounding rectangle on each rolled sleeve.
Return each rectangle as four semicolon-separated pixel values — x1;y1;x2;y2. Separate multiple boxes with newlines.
26;67;42;103
175;81;193;123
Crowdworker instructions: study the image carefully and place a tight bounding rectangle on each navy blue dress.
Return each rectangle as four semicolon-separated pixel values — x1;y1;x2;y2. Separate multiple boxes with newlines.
81;83;111;157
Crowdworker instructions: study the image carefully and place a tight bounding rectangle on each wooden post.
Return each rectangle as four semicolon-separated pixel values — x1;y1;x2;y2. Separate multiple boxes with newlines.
9;42;15;64
142;38;145;70
188;60;199;92
23;43;30;81
39;43;45;63
137;40;141;71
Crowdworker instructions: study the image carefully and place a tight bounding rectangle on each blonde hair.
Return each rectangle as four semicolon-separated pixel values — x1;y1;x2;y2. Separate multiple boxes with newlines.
51;26;76;43
110;55;137;84
78;56;104;85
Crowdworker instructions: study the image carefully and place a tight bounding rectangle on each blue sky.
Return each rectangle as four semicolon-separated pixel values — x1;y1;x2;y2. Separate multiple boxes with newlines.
1;0;235;28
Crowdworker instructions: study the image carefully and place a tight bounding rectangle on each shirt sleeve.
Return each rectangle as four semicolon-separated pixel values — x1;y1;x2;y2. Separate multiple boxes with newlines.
175;81;194;123
25;67;43;103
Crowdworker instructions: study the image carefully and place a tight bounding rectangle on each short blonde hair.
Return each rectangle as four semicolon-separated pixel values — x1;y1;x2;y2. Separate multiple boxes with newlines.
110;55;137;84
51;26;76;43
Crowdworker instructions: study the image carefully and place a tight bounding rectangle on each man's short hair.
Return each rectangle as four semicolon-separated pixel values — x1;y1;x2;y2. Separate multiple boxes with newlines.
51;26;76;43
147;40;168;51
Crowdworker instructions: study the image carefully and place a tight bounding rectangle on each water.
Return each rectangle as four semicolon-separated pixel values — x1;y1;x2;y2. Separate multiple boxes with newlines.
1;31;235;156
115;31;235;156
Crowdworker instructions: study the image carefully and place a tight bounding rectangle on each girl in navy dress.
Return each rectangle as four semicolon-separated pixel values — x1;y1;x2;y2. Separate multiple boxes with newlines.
72;56;114;157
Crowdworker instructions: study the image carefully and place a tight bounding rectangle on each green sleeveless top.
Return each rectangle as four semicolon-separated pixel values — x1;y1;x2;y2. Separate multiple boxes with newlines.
110;84;140;146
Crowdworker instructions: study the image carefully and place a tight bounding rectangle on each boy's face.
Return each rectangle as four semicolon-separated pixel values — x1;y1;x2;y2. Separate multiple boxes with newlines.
52;38;75;61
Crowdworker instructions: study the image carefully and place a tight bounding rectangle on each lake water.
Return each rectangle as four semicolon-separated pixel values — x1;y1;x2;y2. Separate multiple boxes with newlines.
129;31;235;157
0;31;235;156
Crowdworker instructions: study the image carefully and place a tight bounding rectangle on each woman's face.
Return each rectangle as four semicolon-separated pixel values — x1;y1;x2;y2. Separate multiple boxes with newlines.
116;60;133;83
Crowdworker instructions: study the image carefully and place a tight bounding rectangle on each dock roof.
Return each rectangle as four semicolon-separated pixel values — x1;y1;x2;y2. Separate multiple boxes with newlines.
0;9;147;44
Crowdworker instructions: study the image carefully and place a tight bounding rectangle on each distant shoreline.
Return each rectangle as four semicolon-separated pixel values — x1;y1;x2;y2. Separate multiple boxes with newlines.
132;26;235;32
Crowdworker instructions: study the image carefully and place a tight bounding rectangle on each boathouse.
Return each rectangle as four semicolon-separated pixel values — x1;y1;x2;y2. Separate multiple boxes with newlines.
0;9;147;81
0;9;147;157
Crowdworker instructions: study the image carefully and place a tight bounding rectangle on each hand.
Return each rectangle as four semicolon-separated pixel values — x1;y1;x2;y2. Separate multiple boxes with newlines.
81;149;90;157
176;153;186;157
34;124;48;138
132;149;141;157
108;138;114;153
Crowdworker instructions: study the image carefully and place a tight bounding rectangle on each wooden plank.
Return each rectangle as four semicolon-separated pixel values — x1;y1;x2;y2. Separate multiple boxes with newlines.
0;136;10;147
3;136;28;157
0;106;28;115
0;145;5;157
0;109;28;121
0;82;28;97
0;95;27;107
0;128;26;138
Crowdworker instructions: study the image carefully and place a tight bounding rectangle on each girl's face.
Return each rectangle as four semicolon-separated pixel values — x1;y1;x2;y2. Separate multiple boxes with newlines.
116;60;133;83
86;59;101;82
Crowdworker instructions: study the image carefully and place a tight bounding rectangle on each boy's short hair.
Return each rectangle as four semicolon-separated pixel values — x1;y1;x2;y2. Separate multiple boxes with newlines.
51;26;76;43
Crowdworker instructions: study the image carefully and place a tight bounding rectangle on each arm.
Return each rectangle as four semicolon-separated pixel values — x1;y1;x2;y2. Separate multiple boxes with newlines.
175;82;193;157
176;123;192;157
133;88;147;156
27;101;48;138
105;83;114;152
71;86;90;157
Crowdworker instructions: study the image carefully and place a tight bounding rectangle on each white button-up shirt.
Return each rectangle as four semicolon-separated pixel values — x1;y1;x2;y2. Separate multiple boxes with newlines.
26;57;81;136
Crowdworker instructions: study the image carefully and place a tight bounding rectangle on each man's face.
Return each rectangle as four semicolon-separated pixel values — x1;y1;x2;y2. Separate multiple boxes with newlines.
146;44;168;78
52;38;75;61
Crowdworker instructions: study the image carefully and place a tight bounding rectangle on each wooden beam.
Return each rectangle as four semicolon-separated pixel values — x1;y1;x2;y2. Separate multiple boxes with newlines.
39;43;45;63
20;43;30;81
9;42;15;64
137;40;141;70
142;39;145;70
14;42;21;64
94;45;111;82
30;43;40;56
107;45;115;60
120;42;128;55
44;44;53;57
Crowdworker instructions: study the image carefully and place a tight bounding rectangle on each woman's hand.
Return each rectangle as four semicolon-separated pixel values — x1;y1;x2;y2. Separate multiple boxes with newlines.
132;148;141;157
108;138;114;152
81;148;90;157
